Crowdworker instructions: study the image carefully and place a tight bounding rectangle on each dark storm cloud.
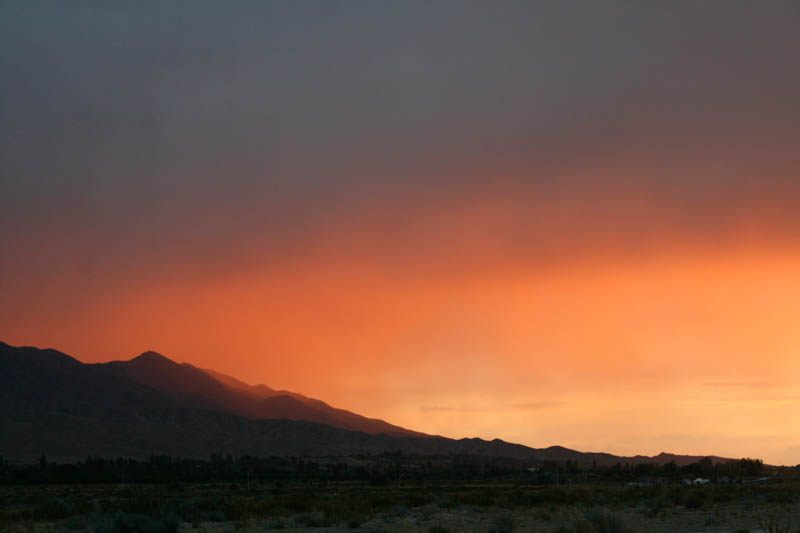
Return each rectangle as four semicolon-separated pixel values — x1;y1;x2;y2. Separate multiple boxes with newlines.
2;0;800;287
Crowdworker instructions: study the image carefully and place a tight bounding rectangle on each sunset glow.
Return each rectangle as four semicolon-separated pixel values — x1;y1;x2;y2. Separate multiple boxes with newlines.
2;1;800;465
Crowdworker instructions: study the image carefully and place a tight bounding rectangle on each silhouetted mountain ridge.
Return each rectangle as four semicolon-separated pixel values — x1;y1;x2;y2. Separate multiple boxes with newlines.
103;351;423;437
0;342;734;465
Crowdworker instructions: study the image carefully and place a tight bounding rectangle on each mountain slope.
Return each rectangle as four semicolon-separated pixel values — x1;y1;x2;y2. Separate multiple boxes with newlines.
199;367;428;437
0;342;733;465
102;352;421;437
0;342;172;422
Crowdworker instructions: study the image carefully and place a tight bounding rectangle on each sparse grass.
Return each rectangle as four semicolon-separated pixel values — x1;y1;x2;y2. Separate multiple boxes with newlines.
2;481;800;531
489;514;516;532
584;510;634;533
759;515;794;533
555;511;633;533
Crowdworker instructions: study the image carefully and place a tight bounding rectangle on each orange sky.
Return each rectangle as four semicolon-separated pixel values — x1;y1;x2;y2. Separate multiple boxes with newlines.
5;201;800;464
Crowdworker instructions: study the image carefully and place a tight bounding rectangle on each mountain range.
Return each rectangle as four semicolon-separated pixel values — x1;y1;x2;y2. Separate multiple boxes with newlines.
0;341;730;466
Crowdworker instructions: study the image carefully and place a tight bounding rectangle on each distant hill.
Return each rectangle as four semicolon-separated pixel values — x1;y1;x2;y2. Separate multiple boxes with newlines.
0;341;733;465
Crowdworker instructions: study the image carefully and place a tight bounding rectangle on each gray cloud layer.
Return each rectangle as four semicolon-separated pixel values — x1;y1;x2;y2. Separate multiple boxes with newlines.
2;1;800;291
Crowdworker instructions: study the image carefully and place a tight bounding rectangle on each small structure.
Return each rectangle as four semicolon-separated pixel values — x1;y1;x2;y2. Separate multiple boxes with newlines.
743;477;771;485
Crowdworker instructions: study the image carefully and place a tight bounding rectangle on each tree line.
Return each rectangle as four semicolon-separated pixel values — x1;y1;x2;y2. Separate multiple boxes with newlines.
0;452;769;485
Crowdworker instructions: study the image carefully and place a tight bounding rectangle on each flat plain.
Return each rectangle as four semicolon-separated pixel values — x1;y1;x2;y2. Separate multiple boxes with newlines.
3;481;800;532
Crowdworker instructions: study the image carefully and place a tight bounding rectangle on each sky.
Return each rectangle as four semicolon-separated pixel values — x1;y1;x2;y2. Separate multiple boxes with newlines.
2;1;800;465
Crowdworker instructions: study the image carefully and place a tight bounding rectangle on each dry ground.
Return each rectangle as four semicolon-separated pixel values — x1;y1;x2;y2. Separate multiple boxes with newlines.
2;482;799;532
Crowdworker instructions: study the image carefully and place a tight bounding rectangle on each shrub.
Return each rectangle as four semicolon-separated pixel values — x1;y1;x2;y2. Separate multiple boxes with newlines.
553;522;593;533
759;516;793;533
290;511;328;528
490;515;516;533
64;517;87;530
668;487;705;509
105;510;180;533
405;491;433;507
766;490;797;504
36;497;76;520
682;492;704;509
583;510;634;533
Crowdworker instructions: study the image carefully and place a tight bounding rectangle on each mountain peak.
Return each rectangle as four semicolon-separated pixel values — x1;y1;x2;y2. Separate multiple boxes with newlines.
130;351;175;365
